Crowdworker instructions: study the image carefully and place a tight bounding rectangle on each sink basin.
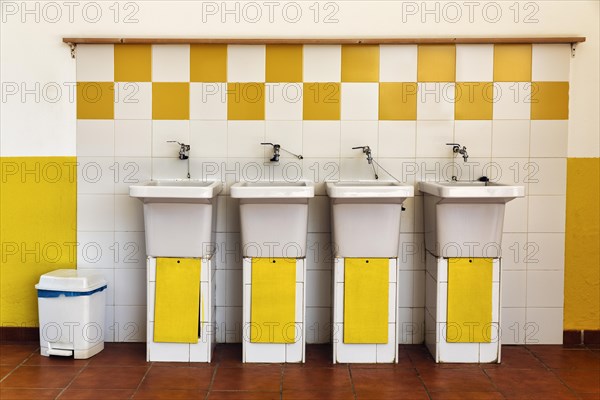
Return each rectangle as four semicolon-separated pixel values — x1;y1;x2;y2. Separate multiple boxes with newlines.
326;181;414;258
418;180;525;257
231;181;315;258
130;180;222;258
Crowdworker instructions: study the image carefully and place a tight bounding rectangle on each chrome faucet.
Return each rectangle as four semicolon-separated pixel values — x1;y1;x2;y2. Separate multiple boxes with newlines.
447;143;468;162
261;142;303;162
352;145;379;179
167;141;191;178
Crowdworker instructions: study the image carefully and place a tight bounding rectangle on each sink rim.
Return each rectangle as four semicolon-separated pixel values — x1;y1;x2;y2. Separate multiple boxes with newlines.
230;180;315;199
129;179;223;199
418;180;525;199
326;180;415;198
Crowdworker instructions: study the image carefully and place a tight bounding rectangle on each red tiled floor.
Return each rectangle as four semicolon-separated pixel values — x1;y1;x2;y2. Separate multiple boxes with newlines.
212;365;282;392
527;345;600;369
208;391;281;399
283;389;355;399
351;368;425;393
133;388;207;399
139;366;214;391
1;365;15;379
86;343;148;367
283;367;351;391
23;353;90;367
0;365;82;388
419;368;496;392
57;388;135;399
485;368;576;398
69;366;148;390
356;390;429;399
482;346;545;370
429;392;505;399
553;368;600;394
0;344;38;366
0;388;62;399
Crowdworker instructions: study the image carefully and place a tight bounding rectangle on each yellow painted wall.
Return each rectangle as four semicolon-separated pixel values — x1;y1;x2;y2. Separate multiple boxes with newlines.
564;158;600;330
0;157;77;327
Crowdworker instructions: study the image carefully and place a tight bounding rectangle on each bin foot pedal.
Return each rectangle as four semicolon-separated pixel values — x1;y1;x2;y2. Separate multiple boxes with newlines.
48;348;73;357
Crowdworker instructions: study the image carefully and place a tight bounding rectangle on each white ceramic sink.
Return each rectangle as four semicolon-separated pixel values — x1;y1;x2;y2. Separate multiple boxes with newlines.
231;181;315;258
326;181;414;258
130;180;222;258
418;180;525;258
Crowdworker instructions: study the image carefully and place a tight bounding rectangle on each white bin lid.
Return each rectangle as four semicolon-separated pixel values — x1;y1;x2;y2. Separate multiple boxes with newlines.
35;269;107;292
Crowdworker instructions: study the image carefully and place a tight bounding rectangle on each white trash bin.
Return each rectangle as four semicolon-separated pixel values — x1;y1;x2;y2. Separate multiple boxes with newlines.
36;269;107;359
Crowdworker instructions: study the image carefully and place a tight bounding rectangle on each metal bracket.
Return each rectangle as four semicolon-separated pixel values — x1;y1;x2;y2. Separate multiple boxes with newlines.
68;42;76;59
571;43;577;58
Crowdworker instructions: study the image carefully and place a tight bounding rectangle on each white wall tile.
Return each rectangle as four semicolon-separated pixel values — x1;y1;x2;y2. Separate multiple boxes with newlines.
225;269;242;307
306;233;333;271
302;121;340;158
308;196;330;233
152;45;190;82
113;157;152;195
340;121;378;157
501;307;526;345
77;194;114;231
104;305;115;342
265;83;303;120
379;45;417;82
527;233;565;270
500;233;528;269
416;121;454;157
341;83;379;120
491;120;530;158
528;195;566;233
115;269;146;306
339;157;380;181
190;120;228;158
493;82;531;120
378;121;416;158
190;83;227;120
77;231;115;269
303;45;341;82
76;44;114;82
114;82;152;119
532;44;571;81
77;157;115;194
227;45;266;82
398;270;414;307
455;44;494;82
114;194;144;231
417;83;455;120
530;120;568;157
77;120;114;157
114;231;147;269
114;120;152;157
151;157;189;180
114;306;146;342
503;196;528;233
306;270;331;307
305;307;331;343
454;120;492;159
528;158;566;195
227;122;265;158
527;270;564;308
152;120;190;158
526;308;563;344
502;270;527;308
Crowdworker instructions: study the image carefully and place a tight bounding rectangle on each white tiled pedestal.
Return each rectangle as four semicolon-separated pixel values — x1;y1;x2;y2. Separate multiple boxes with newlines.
146;257;216;362
425;253;502;363
242;258;306;363
333;258;399;363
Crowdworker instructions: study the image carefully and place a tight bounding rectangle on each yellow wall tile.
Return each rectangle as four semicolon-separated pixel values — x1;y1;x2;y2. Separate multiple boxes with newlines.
227;83;265;120
455;82;494;120
114;44;151;82
303;83;340;120
190;44;227;82
77;82;114;119
379;82;417;120
531;82;569;120
417;45;456;82
494;44;532;82
0;157;77;326
341;45;379;82
152;82;190;120
266;44;303;82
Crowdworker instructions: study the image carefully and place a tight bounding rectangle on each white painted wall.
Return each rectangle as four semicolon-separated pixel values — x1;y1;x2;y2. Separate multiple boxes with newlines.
1;0;598;157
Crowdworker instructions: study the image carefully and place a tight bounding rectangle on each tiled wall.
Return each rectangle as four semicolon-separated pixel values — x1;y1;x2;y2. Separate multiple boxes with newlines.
75;42;570;344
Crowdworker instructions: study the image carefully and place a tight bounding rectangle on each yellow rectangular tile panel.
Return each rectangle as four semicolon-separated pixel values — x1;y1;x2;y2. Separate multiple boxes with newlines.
266;44;303;82
0;157;77;326
227;83;265;120
417;45;456;82
152;82;190;120
379;82;418;120
154;257;200;343
493;44;532;82
303;83;341;120
77;82;114;119
341;45;379;82
447;258;493;343
114;44;151;82
251;258;296;343
344;258;389;344
190;44;227;82
455;82;494;120
531;82;569;120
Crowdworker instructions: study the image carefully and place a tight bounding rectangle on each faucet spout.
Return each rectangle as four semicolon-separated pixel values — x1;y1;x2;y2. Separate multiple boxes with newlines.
167;141;191;178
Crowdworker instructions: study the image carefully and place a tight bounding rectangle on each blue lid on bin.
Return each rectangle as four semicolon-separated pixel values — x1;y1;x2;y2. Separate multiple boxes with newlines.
35;269;107;292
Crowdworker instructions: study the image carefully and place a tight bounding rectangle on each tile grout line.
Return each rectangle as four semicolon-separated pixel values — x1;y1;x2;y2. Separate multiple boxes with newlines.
52;359;89;400
203;358;220;400
0;346;39;384
129;361;153;400
346;364;358;400
524;346;582;399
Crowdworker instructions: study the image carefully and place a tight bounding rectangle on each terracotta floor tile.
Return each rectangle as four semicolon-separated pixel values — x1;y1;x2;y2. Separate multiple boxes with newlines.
282;389;354;400
356;389;429;399
69;366;148;390
352;368;425;393
502;394;579;400
554;369;600;394
213;344;242;366
212;366;282;391
283;367;351;391
0;345;38;366
139;366;214;391
0;366;81;388
1;365;16;379
208;391;281;399
57;388;135;399
429;392;505;399
486;368;575;397
133;389;207;399
405;345;436;367
482;346;545;370
419;368;495;392
23;354;90;367
528;346;600;369
0;388;62;399
87;343;148;367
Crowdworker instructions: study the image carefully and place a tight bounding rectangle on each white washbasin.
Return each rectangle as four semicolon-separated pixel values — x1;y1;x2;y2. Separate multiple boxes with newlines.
418;180;525;258
326;181;414;258
231;181;315;258
130;180;222;258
